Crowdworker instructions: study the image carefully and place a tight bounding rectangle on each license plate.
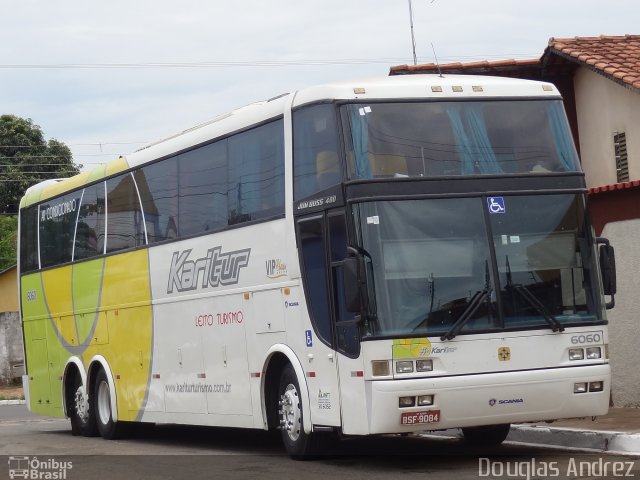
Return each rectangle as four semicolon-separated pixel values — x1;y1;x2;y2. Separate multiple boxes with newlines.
400;409;441;425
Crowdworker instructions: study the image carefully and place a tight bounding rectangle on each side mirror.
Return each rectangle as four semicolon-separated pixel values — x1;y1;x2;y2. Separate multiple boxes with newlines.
596;237;616;309
344;254;369;314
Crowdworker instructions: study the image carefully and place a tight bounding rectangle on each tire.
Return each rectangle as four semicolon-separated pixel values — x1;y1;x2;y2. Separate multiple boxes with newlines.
68;374;98;437
278;364;323;459
93;369;130;440
461;424;511;446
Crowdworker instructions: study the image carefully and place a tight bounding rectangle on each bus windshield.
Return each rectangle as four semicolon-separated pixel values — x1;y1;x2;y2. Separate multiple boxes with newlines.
353;194;603;338
342;99;580;178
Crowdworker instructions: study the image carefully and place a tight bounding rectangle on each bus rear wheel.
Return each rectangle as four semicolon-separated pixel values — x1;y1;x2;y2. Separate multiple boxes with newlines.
68;375;97;437
278;365;322;459
461;424;511;446
93;369;130;440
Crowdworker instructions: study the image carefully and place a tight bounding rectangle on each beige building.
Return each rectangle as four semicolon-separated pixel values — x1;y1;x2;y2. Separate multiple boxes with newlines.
391;35;640;407
0;266;18;313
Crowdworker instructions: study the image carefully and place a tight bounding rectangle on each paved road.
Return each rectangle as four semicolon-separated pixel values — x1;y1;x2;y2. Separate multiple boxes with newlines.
1;405;638;480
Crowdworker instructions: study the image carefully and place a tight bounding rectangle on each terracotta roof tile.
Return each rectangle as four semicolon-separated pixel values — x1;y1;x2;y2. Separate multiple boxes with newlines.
389;58;541;75
589;180;640;195
549;35;640;91
389;34;640;94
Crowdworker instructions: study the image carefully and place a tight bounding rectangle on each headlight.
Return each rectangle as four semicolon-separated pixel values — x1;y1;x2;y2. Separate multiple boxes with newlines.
586;347;602;359
396;361;414;374
569;348;584;361
416;359;433;372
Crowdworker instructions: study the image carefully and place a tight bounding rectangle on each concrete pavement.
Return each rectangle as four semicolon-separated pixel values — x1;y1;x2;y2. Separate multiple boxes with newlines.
422;408;640;456
1;401;639;455
509;408;640;455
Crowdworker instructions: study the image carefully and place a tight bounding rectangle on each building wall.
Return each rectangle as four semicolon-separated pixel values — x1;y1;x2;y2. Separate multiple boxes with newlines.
0;312;24;385
0;268;22;385
601;218;640;407
573;68;640;188
0;267;18;313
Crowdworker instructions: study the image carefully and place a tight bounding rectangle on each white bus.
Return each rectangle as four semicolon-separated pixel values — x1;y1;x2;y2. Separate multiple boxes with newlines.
19;74;616;458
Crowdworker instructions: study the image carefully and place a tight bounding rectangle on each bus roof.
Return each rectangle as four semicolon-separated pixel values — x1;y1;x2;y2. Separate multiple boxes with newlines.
20;74;560;209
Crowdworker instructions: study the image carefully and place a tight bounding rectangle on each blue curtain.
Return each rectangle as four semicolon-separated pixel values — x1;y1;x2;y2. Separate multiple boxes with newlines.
546;102;578;171
446;108;475;175
447;106;502;175
466;106;502;174
349;106;372;179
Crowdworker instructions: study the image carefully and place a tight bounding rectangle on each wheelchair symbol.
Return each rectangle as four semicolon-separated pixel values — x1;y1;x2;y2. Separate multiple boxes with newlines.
487;197;506;214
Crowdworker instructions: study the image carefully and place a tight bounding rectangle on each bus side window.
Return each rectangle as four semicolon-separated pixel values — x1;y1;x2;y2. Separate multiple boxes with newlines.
135;159;179;244
74;182;105;260
293;104;341;201
228;119;284;225
178;140;227;236
20;206;39;272
105;173;145;253
39;191;80;268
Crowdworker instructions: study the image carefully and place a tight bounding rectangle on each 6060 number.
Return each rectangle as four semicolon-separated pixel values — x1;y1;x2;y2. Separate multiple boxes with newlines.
570;333;602;344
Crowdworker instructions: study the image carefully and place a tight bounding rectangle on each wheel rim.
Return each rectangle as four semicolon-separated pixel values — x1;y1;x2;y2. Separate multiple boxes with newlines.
280;383;302;442
74;386;89;423
97;380;111;426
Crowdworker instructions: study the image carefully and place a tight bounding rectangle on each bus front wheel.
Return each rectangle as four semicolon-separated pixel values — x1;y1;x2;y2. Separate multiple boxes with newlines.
93;369;130;440
461;424;511;446
278;364;321;459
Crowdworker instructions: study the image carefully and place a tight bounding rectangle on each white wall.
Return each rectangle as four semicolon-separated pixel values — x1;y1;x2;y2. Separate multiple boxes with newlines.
573;68;640;188
601;219;640;407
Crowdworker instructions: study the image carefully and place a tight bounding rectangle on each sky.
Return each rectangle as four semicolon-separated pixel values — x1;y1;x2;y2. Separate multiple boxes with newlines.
1;0;639;170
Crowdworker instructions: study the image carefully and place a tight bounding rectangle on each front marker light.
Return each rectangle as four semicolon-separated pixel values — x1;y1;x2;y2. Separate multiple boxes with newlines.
569;348;584;361
399;396;415;408
586;347;602;359
589;381;604;392
574;382;588;394
372;360;390;377
417;395;434;406
396;361;414;374
416;359;433;372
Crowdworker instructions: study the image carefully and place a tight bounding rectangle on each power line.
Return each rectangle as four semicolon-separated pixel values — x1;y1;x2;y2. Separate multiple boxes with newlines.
0;163;80;166
0;142;145;148
0;154;122;159
0;54;538;70
0;58;408;69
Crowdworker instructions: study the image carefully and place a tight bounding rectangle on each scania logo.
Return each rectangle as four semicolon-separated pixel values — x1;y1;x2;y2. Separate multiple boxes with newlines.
489;397;524;406
167;246;251;294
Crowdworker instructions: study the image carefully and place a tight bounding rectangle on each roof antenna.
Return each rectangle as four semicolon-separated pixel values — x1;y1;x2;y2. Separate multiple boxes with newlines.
407;0;418;65
431;42;443;77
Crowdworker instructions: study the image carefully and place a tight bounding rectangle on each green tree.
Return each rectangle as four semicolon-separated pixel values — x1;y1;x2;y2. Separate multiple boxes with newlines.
0;114;81;214
0;115;81;269
0;215;17;271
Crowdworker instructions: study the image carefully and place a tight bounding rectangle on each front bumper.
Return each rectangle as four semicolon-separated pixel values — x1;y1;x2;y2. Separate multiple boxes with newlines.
365;364;610;434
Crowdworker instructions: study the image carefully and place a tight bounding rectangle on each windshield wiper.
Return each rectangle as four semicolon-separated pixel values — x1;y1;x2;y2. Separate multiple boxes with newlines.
505;256;564;333
441;262;492;341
